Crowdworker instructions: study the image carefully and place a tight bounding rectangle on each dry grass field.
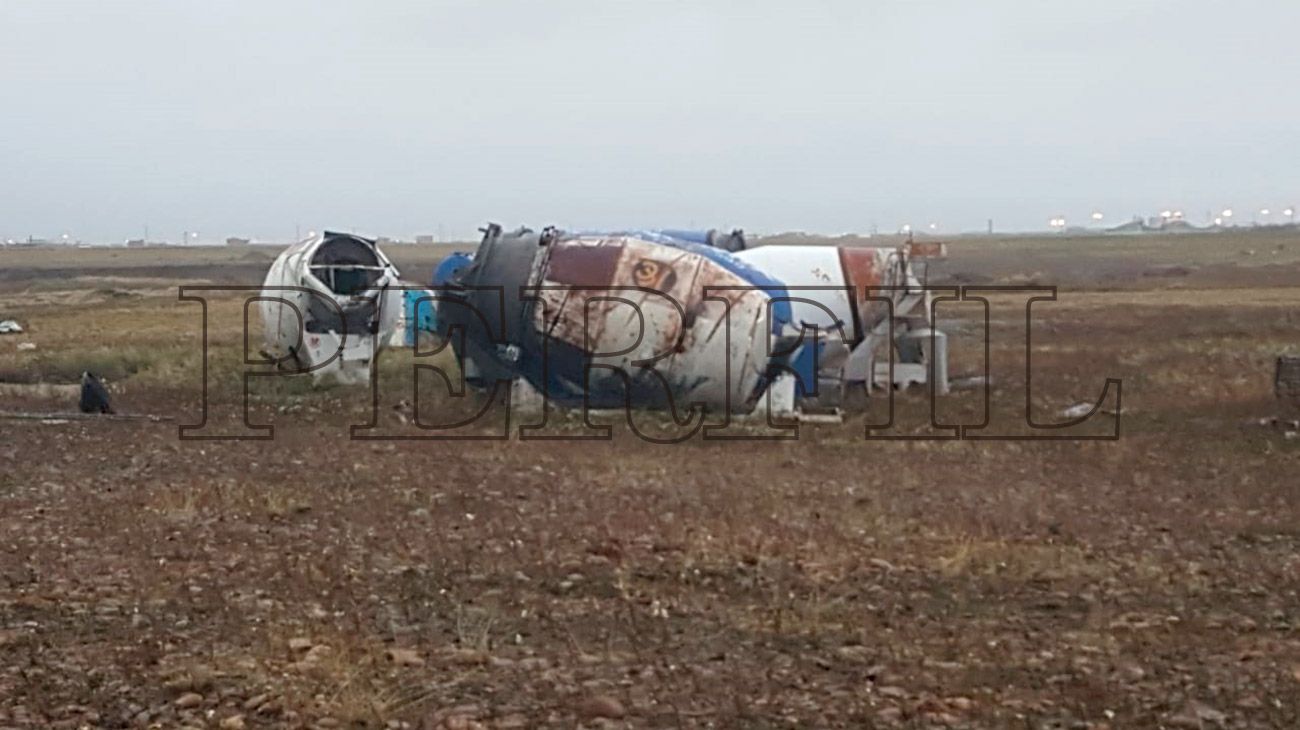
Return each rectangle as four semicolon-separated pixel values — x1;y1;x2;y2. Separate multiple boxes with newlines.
2;230;1300;728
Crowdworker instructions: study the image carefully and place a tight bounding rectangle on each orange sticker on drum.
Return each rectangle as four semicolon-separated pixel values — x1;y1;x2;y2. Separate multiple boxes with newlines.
631;259;677;291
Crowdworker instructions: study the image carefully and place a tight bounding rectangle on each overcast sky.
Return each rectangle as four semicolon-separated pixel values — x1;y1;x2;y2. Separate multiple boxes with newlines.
2;1;1298;242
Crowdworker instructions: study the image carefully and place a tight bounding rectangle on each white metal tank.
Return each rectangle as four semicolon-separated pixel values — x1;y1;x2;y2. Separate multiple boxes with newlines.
259;231;402;384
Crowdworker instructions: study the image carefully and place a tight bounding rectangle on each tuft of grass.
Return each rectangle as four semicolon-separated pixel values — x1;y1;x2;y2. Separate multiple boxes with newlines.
936;538;1100;581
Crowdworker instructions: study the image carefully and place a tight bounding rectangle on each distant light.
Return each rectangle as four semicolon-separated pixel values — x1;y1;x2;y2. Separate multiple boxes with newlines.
1214;217;1223;226
1173;210;1183;219
1260;208;1270;216
1091;211;1104;221
928;223;937;230
1222;208;1234;218
307;230;317;238
1285;208;1295;217
190;232;199;238
1160;210;1172;219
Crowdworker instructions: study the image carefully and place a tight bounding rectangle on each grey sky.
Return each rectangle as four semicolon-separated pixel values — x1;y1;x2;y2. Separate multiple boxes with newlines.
2;1;1298;242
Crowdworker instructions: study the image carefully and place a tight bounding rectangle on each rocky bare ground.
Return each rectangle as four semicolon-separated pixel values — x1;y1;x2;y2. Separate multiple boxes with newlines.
2;395;1299;728
2;236;1300;727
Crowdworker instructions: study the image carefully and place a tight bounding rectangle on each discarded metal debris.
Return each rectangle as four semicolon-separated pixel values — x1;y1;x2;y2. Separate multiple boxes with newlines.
1061;402;1094;419
260;231;403;384
0;320;23;334
949;375;992;391
78;372;114;414
438;225;783;414
434;225;946;418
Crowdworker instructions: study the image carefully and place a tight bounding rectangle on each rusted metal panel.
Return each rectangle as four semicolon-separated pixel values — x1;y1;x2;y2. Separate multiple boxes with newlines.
537;237;691;356
837;247;900;338
678;246;771;409
905;241;948;258
545;241;624;287
837;247;888;290
530;234;771;410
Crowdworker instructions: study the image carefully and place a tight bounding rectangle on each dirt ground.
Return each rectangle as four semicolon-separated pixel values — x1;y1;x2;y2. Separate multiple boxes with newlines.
2;231;1300;729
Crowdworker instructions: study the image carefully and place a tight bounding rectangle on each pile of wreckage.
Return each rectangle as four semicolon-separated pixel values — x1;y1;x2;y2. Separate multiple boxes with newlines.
258;227;948;420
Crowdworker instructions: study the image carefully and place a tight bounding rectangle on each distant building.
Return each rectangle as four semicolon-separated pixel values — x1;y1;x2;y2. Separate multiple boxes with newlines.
415;234;436;245
126;239;146;247
1106;215;1206;235
1107;218;1146;234
226;237;251;246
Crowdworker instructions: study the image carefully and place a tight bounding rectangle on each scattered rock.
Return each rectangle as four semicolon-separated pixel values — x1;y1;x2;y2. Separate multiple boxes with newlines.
947;696;975;712
295;644;332;667
869;557;897;572
493;714;529;729
876;706;903;724
1168;701;1227;728
1061;402;1094;419
575;695;626;720
949;375;992;391
173;692;203;709
442;648;489;666
385;647;425;666
1117;660;1146;681
220;715;247;730
425;705;485;730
